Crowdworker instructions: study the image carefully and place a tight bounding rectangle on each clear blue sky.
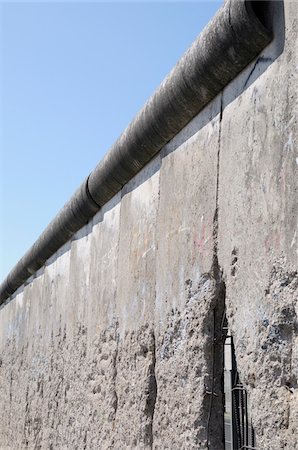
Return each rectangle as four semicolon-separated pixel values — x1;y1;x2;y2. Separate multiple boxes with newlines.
0;1;221;282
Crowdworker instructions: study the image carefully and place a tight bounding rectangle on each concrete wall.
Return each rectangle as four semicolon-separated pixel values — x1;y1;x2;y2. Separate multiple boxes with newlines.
0;2;297;449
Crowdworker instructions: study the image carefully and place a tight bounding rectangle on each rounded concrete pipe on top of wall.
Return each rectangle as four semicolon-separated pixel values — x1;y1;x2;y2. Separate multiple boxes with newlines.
0;0;273;304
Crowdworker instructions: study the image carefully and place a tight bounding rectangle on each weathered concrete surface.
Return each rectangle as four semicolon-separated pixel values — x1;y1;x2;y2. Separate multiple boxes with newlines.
0;99;225;449
218;2;298;449
116;158;160;337
0;2;297;450
155;97;220;325
0;197;122;449
153;274;225;450
112;159;160;448
152;98;225;449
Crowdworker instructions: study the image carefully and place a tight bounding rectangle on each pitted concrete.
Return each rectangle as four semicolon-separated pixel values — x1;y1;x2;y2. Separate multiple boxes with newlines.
0;1;297;449
217;2;298;448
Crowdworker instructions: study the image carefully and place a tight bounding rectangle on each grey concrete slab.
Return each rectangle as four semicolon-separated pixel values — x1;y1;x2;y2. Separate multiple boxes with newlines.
218;2;298;448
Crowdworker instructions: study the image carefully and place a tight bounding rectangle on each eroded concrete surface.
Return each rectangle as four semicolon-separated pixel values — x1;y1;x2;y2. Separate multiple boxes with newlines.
0;2;297;449
218;2;298;448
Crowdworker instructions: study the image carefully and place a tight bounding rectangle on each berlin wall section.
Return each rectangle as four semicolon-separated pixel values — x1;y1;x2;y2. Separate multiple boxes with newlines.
217;2;298;449
0;1;297;449
0;94;224;449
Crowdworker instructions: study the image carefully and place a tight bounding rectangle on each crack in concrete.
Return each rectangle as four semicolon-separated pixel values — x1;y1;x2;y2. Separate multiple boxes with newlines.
150;171;161;450
206;308;216;450
112;323;120;424
212;92;223;277
146;331;157;449
243;56;273;89
205;278;226;450
206;91;226;450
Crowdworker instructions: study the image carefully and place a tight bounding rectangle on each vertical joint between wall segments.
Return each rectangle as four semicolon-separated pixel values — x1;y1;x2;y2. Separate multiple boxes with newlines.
212;92;224;279
209;100;226;447
148;331;157;450
206;279;227;450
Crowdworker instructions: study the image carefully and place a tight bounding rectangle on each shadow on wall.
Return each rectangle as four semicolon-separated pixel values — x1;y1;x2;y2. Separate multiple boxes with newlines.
3;1;285;307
